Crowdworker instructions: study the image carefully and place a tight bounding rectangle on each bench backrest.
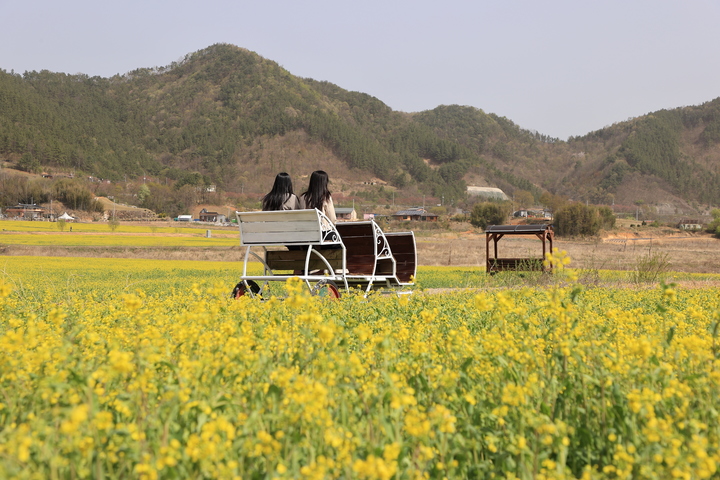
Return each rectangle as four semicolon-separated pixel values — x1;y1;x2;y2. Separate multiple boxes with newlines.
385;232;417;284
236;209;340;246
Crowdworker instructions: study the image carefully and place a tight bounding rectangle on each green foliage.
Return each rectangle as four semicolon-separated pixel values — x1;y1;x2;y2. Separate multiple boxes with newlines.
3;44;720;209
52;178;105;213
597;205;616;230
513;189;534;208
18;152;41;173
0;172;102;213
617;110;720;203
137;184;150;204
598;159;629;191
707;208;720;237
140;183;199;219
56;219;67;232
0;44;480;197
554;202;615;237
108;218;120;232
470;202;512;229
699;118;720;146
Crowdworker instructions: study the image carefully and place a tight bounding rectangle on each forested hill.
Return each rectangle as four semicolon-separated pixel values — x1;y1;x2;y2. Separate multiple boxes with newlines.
1;43;719;212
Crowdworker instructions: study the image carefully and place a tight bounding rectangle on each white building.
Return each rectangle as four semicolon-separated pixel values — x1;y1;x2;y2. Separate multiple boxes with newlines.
466;186;509;201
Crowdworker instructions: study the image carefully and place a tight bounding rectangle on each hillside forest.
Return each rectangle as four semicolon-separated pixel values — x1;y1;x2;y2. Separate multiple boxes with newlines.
1;43;720;220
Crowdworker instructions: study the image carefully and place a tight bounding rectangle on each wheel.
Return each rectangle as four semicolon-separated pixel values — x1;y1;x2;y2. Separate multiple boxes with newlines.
231;280;261;299
311;279;341;299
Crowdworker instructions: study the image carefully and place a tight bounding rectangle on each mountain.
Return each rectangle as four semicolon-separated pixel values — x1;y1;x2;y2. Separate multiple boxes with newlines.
1;43;719;217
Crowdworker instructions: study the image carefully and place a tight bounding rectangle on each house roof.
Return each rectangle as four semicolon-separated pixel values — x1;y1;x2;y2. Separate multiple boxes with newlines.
393;208;438;217
485;224;552;234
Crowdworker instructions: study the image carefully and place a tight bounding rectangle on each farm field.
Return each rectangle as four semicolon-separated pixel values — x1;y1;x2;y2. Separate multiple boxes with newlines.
0;256;719;479
2;219;720;274
0;220;238;248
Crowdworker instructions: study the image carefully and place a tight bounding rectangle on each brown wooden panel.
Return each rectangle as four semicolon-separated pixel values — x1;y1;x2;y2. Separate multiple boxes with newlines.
340;236;376;253
376;258;395;275
386;233;416;283
266;249;344;271
336;223;374;236
346;253;376;274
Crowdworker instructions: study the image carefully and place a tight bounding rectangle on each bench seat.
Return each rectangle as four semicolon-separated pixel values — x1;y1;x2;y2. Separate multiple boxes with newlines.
487;257;544;272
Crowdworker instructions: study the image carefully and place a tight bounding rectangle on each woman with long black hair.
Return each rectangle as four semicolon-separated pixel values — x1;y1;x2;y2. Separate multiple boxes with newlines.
301;170;336;223
262;172;303;211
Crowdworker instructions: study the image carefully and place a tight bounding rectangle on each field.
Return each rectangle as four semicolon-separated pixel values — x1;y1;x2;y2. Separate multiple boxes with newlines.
0;253;719;479
2;219;720;273
0;221;719;479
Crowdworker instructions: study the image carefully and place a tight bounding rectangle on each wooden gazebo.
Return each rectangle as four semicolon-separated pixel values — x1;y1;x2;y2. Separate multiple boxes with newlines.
485;224;554;273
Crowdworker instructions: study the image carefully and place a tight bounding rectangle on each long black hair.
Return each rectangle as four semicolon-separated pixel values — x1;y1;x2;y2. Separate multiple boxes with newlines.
302;170;331;210
262;172;294;211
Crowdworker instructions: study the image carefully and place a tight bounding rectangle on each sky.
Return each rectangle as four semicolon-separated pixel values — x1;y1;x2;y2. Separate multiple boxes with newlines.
2;0;720;140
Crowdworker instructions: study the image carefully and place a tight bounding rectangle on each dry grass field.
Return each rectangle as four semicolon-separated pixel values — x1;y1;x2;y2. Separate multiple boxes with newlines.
416;229;720;273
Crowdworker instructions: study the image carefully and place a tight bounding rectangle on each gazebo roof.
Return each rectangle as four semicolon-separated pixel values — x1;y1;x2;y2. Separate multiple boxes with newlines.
485;224;552;234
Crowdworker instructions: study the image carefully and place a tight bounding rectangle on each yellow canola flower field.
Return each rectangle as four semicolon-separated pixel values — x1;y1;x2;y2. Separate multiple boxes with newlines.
0;255;719;479
0;220;237;247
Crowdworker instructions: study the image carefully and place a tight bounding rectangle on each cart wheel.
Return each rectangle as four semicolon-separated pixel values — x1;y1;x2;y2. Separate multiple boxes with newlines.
231;280;261;299
312;279;341;299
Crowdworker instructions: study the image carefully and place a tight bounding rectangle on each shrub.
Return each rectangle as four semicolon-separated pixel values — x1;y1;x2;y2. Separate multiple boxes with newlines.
555;202;616;236
470;202;512;229
630;250;671;284
706;208;720;238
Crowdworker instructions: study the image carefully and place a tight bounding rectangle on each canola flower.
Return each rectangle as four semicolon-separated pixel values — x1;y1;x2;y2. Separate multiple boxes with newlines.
0;254;718;479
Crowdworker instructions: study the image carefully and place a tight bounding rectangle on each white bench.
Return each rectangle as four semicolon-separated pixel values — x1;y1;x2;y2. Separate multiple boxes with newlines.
233;209;347;297
232;209;416;298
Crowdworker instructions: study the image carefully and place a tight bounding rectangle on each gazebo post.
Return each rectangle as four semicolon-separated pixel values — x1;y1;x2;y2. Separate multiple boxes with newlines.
485;233;490;272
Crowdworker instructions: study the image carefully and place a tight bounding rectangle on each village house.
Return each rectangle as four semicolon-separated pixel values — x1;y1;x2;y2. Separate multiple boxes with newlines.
677;219;703;231
335;207;358;222
392;207;439;222
198;208;226;223
3;204;47;219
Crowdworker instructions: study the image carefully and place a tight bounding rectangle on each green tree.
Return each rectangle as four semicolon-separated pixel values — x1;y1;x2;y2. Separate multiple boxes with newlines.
555;203;615;236
706;208;720;237
138;184;150;204
56;219;67;232
513;189;534;209
18;152;41;173
470;202;511;229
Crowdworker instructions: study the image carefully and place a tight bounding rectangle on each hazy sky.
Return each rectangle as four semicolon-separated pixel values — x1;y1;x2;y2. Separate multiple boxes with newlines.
2;0;720;140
